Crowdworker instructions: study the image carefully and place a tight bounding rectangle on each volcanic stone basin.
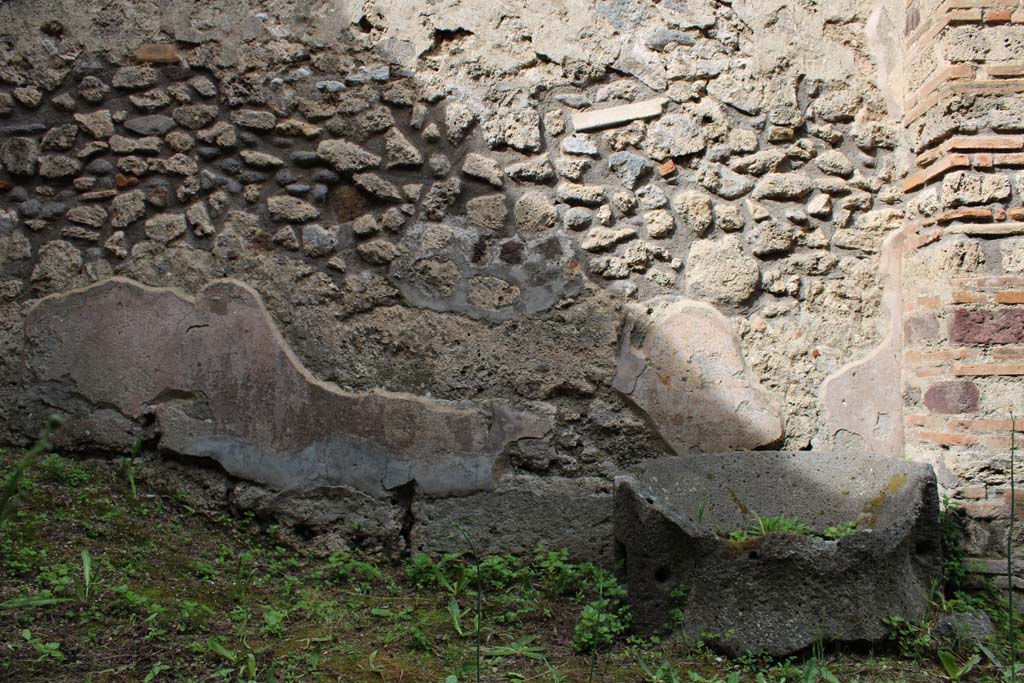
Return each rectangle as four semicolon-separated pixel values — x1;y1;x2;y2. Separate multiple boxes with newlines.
614;451;941;657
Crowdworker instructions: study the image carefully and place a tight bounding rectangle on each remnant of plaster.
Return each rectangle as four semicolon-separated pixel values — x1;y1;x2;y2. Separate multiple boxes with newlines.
25;278;552;497
613;298;783;453
820;227;906;457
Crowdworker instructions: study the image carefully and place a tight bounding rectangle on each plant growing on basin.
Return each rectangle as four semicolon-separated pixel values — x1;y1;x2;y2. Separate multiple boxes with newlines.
723;514;857;543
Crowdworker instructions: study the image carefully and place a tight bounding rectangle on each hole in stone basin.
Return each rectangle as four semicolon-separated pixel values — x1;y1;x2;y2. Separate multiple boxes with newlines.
915;540;935;555
292;523;315;541
654;566;671;583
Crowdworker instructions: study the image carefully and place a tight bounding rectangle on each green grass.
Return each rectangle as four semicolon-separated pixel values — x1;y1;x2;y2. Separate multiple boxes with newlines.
723;515;857;543
0;449;1011;682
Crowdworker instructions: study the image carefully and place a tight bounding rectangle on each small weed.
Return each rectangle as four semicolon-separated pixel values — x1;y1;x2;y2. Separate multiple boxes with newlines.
262;604;288;636
937;649;980;681
365;650;384;677
882;615;932;658
686;673;739;683
639;654;682;683
724;515;858;543
120;436;142;498
668;584;690;625
485;635;546;661
40;453;91;487
21;629;64;662
143;662;171;682
75;548;100;603
940;496;968;593
321;549;383;590
1;416;63;525
822;521;858;540
728;515;811;542
572;597;630;653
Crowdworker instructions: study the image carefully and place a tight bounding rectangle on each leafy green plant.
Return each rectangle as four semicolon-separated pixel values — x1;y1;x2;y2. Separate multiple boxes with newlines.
882;615;932;658
937;649;980;681
322;549;383;590
822;521;857;540
405;552;438;587
798;658;840;683
572;597;630;653
485;635;546;661
639;655;682;683
941;496;968;593
728;514;811;542
686;673;739;683
668;584;690;625
262;605;287;636
725;514;858;543
143;662;171;682
448;597;476;637
534;545;584;597
208;637;239;663
21;628;64;662
40;453;91;487
366;650;384;677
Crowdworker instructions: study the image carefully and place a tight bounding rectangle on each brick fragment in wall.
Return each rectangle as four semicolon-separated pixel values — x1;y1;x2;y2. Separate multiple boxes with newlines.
950;308;1024;344
923;381;980;414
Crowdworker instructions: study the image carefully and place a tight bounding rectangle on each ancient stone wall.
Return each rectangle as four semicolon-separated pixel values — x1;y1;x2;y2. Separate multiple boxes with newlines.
0;0;996;562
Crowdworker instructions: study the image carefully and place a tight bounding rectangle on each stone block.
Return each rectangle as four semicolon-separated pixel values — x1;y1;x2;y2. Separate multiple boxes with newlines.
411;475;613;562
615;452;941;656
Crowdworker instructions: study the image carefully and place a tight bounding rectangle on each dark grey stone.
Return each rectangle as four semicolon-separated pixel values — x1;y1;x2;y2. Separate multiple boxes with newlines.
615;451;941;657
311;169;340;184
1;137;39;176
411;475;614;563
125;115;177;136
1;123;48;135
86;159;114;175
18;199;42;218
286;183;312;195
196;146;222;160
609;151;652;189
219;158;243;175
238;170;268;184
41;201;68;219
934;612;996;648
275;169;299;186
290;151;321;167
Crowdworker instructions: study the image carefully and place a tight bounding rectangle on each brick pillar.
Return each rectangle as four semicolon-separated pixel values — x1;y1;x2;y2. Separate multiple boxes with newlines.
901;0;1024;571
